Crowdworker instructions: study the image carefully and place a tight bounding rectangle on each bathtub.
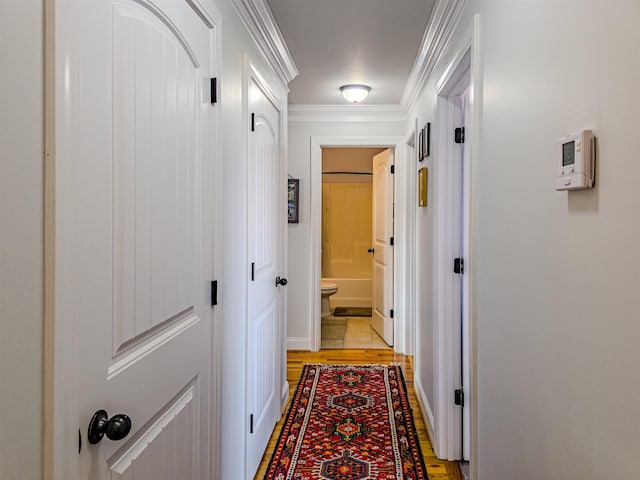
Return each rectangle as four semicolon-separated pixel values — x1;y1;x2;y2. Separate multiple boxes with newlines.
322;277;372;309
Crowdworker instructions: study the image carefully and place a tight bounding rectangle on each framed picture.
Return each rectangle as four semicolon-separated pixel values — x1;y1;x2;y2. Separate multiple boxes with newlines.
288;179;299;223
422;122;431;159
418;167;428;206
418;129;424;162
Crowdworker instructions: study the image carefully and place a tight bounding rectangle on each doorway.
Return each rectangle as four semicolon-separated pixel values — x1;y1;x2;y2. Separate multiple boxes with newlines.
320;147;390;349
309;137;408;352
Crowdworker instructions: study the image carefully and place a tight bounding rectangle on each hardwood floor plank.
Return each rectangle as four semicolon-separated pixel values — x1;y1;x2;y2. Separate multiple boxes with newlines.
254;349;462;480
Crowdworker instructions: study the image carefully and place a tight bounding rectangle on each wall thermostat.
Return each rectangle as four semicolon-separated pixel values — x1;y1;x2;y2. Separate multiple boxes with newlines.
556;130;595;191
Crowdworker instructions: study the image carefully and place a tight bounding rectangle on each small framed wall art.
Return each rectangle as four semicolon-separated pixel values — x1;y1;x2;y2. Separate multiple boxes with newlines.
421;122;431;160
418;167;428;206
288;178;300;223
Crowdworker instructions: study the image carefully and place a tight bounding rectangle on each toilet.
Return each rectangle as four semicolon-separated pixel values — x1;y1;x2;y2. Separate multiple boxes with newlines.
320;281;339;317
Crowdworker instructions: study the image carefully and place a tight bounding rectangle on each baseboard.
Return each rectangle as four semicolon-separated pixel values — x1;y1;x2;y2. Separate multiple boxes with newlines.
281;381;289;412
287;337;310;350
413;375;437;448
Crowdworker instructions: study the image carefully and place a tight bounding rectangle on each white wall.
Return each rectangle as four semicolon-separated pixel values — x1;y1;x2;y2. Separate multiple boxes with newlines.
0;1;44;479
409;1;640;477
287;122;405;347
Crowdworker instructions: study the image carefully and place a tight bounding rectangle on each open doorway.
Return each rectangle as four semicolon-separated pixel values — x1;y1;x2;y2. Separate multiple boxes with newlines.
320;147;391;349
309;137;407;352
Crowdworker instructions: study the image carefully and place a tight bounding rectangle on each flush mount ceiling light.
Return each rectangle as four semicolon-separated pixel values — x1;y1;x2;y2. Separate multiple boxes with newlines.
340;84;371;103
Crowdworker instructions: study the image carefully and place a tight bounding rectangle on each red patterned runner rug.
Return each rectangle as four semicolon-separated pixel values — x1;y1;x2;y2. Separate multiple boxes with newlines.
264;364;428;479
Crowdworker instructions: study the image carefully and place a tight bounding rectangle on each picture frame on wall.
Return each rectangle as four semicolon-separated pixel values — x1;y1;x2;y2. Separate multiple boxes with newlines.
288;178;300;223
418;128;424;162
418;167;428;206
422;122;431;159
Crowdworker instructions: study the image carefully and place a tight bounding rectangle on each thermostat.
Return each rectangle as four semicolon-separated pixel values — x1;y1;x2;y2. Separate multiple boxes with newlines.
556;130;595;191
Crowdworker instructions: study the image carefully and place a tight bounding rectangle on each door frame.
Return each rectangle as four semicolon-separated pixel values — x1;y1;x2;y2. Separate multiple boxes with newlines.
431;15;481;472
43;1;224;479
309;136;408;353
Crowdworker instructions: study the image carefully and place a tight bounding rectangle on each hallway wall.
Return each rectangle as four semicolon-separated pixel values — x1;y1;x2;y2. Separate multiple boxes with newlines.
408;1;640;478
0;1;44;479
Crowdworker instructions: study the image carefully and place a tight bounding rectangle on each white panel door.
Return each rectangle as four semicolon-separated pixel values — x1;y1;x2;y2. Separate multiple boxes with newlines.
54;1;215;478
372;149;394;346
247;78;281;477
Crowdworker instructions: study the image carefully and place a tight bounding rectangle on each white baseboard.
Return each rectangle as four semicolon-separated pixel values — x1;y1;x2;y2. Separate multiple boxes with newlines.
414;374;437;449
287;337;310;350
281;381;289;412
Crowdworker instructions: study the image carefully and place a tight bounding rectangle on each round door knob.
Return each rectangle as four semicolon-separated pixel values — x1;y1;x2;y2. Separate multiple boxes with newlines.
367;248;375;254
88;410;132;444
275;276;288;287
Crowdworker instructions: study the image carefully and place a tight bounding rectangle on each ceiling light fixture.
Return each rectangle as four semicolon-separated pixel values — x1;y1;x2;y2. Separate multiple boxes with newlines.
340;84;371;103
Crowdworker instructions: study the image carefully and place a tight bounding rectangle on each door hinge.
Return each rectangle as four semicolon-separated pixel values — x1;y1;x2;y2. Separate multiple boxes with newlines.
251;113;255;132
210;77;217;104
249;414;254;434
455;388;464;407
390;165;395;174
389;236;394;246
251;262;255;281
455;127;465;144
210;280;218;306
454;257;464;274
390;309;394;319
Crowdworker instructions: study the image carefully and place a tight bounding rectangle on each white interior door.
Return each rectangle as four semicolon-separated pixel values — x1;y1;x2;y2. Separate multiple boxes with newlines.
247;77;281;477
372;149;394;346
54;1;215;478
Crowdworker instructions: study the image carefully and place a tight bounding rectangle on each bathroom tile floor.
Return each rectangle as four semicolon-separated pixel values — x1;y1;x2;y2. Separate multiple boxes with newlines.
321;316;390;349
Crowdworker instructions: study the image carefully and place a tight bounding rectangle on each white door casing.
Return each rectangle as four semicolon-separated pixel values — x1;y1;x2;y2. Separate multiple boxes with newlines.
372;149;394;346
308;137;405;352
246;75;282;477
431;25;479;462
461;85;472;461
47;0;218;478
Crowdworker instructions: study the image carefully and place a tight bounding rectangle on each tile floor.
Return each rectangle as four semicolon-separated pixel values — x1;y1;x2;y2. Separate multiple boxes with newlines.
321;316;390;349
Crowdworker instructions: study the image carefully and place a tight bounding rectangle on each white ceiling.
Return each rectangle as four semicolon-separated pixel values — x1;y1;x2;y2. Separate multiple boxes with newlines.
266;0;436;106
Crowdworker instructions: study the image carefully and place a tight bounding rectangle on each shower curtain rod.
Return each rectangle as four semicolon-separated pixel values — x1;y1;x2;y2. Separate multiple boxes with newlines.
322;171;373;175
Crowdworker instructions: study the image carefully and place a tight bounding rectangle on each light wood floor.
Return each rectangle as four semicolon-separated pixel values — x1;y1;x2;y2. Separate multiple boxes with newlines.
254;349;462;480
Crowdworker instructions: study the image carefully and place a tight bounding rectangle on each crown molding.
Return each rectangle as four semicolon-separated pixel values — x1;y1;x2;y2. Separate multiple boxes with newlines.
288;0;469;125
229;0;298;86
288;104;406;125
399;0;469;115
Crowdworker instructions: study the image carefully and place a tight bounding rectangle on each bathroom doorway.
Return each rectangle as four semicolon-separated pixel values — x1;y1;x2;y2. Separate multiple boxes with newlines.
320;147;392;349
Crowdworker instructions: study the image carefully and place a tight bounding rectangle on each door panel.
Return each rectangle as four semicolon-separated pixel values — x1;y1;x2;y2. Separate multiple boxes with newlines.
112;3;200;355
57;1;215;478
372;149;394;346
247;77;281;477
109;382;198;479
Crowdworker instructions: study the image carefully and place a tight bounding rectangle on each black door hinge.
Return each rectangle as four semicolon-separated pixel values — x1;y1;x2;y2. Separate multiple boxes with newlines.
390;309;394;319
455;389;464;407
251;262;255;281
210;280;218;306
251;113;255;132
389;236;394;246
455;127;465;144
210;77;217;104
390;165;395;174
249;414;254;433
454;257;464;274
